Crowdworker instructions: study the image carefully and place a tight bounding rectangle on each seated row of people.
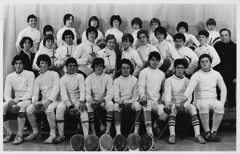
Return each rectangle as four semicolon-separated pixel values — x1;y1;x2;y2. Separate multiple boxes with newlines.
3;51;226;146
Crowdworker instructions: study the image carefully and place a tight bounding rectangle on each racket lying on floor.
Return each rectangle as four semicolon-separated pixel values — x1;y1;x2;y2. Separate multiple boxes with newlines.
70;134;84;151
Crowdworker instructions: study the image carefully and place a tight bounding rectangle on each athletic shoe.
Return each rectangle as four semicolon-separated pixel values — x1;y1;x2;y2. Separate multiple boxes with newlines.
204;131;213;142
44;135;56;144
195;135;206;144
24;133;41;141
211;131;220;142
168;135;175;144
53;135;65;144
3;133;14;143
13;134;23;145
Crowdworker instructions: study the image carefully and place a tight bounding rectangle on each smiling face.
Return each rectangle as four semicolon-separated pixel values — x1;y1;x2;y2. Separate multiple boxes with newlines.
198;35;208;45
66;63;77;75
23;39;32;51
28;18;37;28
133;23;140;30
113;20;120;28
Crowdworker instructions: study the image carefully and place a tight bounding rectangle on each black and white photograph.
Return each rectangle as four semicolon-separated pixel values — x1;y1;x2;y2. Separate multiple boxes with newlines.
1;0;238;152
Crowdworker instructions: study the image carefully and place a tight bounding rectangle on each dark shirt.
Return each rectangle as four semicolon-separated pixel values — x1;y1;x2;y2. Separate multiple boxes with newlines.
214;40;236;80
18;50;38;77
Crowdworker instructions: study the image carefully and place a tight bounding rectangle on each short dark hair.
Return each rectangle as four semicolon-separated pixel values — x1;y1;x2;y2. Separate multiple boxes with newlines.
86;26;98;39
198;30;209;38
36;54;52;67
88;16;99;29
198;54;212;66
148;51;161;61
43;25;54;36
62;30;75;41
27;14;37;22
120;58;134;75
106;34;116;43
65;57;77;66
174;59;187;68
150;18;161;27
137;29;149;39
206;18;216;26
176;21;188;32
91;58;105;70
220;28;231;36
122;33;134;44
173;33;186;42
110;15;122;27
63;14;74;25
131;17;143;29
19;37;33;49
154;26;167;39
43;34;54;47
12;55;25;66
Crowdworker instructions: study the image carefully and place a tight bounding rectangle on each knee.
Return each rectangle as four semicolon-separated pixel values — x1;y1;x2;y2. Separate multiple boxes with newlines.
114;103;120;111
106;101;114;111
26;104;34;114
214;102;224;114
197;102;209;114
134;102;142;111
3;102;8;114
187;104;197;115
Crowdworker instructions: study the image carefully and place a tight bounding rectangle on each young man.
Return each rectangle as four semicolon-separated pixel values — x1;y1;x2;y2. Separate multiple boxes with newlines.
131;17;142;49
24;54;60;144
15;14;41;53
164;59;205;144
180;54;227;142
214;28;236;107
3;55;35;144
148;18;174;45
113;59;142;135
136;29;163;69
85;58;114;135
74;26;101;76
121;33;143;77
206;18;220;46
154;26;180;75
55;30;78;76
138;51;167;137
55;58;88;143
57;14;80;47
173;33;198;76
194;30;221;68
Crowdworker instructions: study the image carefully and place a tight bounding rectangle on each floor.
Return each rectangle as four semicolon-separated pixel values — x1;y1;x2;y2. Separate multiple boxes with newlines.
3;120;236;151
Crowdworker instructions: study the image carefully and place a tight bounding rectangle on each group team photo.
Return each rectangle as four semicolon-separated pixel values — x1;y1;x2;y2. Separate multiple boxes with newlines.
2;1;237;151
